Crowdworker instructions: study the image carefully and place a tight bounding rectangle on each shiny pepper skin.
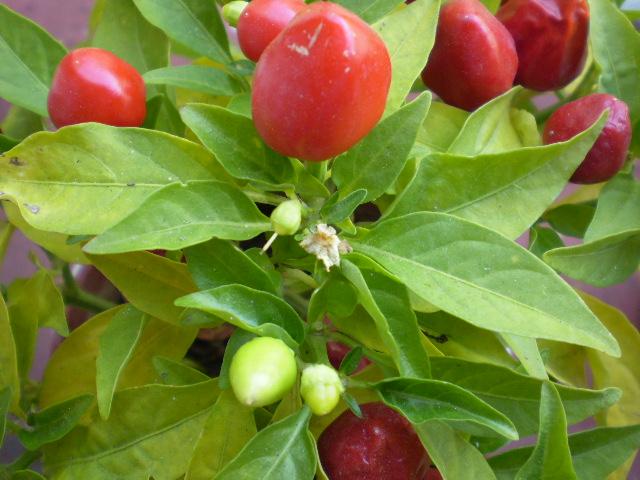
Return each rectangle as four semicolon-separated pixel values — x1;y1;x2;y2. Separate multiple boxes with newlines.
237;0;305;62
543;93;632;184
318;402;436;480
47;48;146;128
421;0;518;111
252;2;392;162
497;0;590;92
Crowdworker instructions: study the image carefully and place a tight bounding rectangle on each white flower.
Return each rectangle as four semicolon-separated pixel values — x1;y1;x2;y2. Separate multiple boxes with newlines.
300;224;352;271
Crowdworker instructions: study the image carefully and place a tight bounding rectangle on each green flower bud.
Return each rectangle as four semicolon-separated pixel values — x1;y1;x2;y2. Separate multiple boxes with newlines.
271;199;302;236
300;364;345;416
229;337;297;407
222;1;248;27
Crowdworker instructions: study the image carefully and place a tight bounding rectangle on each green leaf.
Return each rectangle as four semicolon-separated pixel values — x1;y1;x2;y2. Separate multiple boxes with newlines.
544;174;640;286
88;251;198;324
144;65;242;96
543;231;640;286
374;0;440;113
448;88;540;155
342;256;431;378
515;382;576;479
529;226;564;259
18;394;94;451
11;471;45;480
10;268;67;336
152;356;210;386
387;114;606;239
4;203;88;264
375;377;518;439
417;101;469;153
185;239;278;294
308;272;359;324
0;123;229;235
335;0;403;23
589;0;640;126
143;94;185;136
44;381;219;480
333;92;431;202
84;181;270;254
490;425;640;480
501;334;548;380
176;285;306;347
7;270;67;385
186;389;257;480
0;134;19;152
585;174;640;241
227;92;252;118
430;357;620;437
0;4;67;115
1;105;43;140
339;346;365;375
39;306;196;409
581;292;640;430
543;204;595;238
0;296;19;412
569;425;640;480
216;407;316;480
0;219;13;267
92;0;169;76
181;104;296;189
417;311;516;367
96;306;148;419
132;0;230;64
416;421;497;480
351;212;620;356
0;386;11;447
320;189;368;225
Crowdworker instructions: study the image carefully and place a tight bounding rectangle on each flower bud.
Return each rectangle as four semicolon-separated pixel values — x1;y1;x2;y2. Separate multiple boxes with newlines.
222;1;248;27
271;199;302;236
300;364;345;416
230;337;297;407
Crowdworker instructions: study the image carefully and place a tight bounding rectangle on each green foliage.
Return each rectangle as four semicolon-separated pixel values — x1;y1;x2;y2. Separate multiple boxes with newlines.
0;0;638;477
0;4;66;115
91;0;169;76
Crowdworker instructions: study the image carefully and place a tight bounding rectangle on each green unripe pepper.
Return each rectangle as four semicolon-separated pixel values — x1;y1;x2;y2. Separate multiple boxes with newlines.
229;336;298;407
271;199;302;236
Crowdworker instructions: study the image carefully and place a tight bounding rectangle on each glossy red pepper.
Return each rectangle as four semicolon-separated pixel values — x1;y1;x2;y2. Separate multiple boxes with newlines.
543;93;632;184
48;48;146;129
326;341;371;373
252;2;392;161
318;402;434;480
237;0;305;62
238;0;306;62
421;0;518;111
497;0;589;92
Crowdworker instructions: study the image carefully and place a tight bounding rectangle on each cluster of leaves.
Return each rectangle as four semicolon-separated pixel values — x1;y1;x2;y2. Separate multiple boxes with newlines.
0;0;639;479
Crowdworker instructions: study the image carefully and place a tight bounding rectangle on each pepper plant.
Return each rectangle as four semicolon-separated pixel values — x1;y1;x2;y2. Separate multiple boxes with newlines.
0;0;639;479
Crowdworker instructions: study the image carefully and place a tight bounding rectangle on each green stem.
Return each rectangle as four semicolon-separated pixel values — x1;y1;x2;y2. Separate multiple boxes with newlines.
63;289;117;313
305;160;328;182
285;291;309;317
244;190;287;206
9;449;41;471
61;263;117;312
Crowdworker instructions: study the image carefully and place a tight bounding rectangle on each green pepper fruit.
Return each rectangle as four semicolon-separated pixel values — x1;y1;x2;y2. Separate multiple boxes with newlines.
270;199;303;236
229;337;298;407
